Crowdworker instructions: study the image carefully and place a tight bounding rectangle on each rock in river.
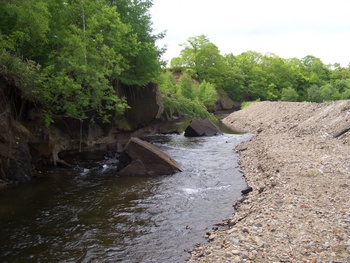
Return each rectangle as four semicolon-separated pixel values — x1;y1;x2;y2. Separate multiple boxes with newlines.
117;137;182;176
184;118;221;137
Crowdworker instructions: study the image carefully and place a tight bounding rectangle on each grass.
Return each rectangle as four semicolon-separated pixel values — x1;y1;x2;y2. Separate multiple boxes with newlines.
241;99;260;110
308;170;319;177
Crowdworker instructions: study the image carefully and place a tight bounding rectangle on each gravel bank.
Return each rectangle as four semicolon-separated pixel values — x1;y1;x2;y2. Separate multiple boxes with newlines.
188;101;350;263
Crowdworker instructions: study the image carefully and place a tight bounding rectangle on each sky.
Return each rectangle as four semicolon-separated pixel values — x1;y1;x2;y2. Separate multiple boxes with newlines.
150;0;350;66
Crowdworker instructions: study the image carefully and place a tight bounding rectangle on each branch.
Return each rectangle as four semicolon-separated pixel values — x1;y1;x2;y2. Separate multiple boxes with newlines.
333;127;350;138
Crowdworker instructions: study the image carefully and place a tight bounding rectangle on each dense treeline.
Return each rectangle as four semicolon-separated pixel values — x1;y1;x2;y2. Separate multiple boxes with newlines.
2;1;350;126
167;35;350;106
0;0;164;125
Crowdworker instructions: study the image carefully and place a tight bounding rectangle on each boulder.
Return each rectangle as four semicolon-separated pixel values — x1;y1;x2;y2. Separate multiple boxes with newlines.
184;118;221;137
116;82;163;127
117;137;182;176
215;88;241;111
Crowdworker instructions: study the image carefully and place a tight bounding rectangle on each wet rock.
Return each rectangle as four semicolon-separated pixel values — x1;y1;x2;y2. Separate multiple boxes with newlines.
184;118;221;137
215;88;240;111
0;122;37;184
241;186;253;195
117;137;182;176
117;82;163;127
103;142;123;164
241;227;249;233
106;142;123;154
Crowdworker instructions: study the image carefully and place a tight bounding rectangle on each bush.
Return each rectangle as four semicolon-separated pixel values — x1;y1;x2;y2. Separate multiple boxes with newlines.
161;94;217;123
281;86;299;102
198;80;217;107
319;84;340;101
0;50;40;101
341;89;350;99
307;85;322;102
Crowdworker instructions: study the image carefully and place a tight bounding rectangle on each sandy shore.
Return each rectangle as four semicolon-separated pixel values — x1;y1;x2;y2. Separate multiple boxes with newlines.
188;101;350;263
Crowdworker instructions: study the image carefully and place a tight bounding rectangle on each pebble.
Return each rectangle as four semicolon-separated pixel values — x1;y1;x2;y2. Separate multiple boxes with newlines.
241;251;249;259
208;234;217;241
187;101;350;263
225;252;232;258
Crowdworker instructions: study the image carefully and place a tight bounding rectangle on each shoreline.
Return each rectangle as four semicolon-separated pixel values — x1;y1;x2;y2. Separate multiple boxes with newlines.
188;101;350;262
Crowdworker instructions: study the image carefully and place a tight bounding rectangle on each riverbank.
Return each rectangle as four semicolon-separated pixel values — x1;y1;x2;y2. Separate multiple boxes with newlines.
188;101;350;262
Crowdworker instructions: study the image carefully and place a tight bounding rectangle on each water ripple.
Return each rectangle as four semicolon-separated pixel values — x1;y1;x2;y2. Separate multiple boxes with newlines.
0;133;252;263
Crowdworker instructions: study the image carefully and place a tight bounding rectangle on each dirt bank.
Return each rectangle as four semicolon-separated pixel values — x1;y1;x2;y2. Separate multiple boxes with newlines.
189;101;350;263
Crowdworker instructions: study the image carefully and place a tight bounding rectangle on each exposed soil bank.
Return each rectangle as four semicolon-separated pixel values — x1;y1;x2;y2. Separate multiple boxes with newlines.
189;101;350;262
0;81;165;186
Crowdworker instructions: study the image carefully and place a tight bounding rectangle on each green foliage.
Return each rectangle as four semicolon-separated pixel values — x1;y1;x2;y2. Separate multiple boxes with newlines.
171;35;227;86
38;65;129;122
221;54;245;101
157;70;177;94
308;170;319;177
0;49;40;101
158;70;217;122
107;0;165;85
198;80;217;107
162;33;350;124
179;73;195;100
171;36;350;105
0;0;163;125
307;83;341;102
0;0;50;58
281;87;299;102
319;84;340;101
36;0;134;122
307;85;322;103
334;79;350;93
241;99;260;109
161;94;216;123
341;88;350;99
169;57;184;71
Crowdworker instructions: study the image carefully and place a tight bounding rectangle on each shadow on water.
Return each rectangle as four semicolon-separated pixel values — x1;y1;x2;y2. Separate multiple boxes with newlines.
0;122;252;262
159;110;241;136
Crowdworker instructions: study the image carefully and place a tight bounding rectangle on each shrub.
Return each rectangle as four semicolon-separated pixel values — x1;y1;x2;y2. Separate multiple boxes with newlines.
281;86;299;102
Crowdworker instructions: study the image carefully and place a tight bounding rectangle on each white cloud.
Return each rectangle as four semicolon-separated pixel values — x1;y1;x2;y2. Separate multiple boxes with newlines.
151;0;350;66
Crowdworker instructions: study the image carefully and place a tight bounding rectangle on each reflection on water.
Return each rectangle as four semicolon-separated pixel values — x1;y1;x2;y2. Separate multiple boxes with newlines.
0;133;252;263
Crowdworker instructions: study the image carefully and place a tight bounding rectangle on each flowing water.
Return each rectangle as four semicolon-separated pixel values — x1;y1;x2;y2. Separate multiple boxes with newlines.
0;129;252;263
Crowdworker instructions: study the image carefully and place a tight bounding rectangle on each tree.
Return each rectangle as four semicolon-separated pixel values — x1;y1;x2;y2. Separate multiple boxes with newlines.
179;73;195;100
263;53;294;94
106;0;165;85
319;84;340;101
299;55;330;86
234;51;270;100
0;0;165;125
171;35;227;85
198;80;217;107
221;54;245;100
36;0;135;123
157;70;217;122
334;79;350;93
281;87;299;102
157;70;177;94
341;88;350;99
329;63;350;80
0;0;50;58
307;85;322;102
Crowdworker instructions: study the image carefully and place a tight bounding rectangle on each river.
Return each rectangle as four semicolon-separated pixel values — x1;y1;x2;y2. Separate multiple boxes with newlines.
0;124;252;262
